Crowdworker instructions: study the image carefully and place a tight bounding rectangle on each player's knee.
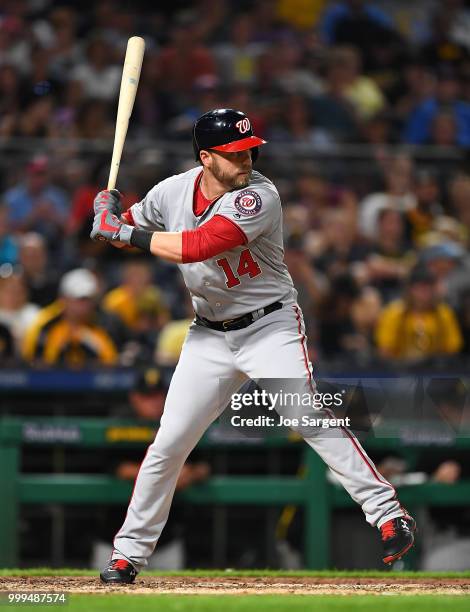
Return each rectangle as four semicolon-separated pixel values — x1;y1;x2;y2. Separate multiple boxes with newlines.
149;435;194;462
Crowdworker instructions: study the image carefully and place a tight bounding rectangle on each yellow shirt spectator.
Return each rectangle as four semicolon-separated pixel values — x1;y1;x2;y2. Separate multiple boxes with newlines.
155;319;192;366
103;285;168;330
375;299;462;360
277;0;326;30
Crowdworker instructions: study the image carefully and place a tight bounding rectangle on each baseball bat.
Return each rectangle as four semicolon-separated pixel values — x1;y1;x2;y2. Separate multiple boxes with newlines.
107;36;145;190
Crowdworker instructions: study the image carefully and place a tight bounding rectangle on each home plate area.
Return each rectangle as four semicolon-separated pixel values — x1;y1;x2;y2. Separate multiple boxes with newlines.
2;575;470;596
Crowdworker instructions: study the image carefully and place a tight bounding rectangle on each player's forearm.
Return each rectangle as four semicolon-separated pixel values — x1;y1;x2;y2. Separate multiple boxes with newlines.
115;227;182;262
96;214;244;263
149;231;182;263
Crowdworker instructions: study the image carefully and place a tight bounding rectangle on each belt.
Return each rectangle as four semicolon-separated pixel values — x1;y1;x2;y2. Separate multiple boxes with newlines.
195;301;282;332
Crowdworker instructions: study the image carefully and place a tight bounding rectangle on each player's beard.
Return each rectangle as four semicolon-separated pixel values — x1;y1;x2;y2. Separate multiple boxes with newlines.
211;157;252;190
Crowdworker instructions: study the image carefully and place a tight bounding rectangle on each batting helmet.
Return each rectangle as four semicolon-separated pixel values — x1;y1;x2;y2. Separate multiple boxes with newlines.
192;108;266;162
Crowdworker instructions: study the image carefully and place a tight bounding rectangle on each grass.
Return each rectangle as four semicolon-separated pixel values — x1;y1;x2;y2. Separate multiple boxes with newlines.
2;571;469;611
1;568;470;578
58;595;470;611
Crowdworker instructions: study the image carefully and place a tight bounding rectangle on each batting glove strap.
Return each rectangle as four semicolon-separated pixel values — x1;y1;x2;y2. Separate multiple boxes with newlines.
93;189;123;216
118;223;134;244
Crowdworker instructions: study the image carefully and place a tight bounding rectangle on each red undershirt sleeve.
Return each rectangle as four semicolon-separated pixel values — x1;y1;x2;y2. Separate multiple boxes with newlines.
182;214;247;263
121;209;135;226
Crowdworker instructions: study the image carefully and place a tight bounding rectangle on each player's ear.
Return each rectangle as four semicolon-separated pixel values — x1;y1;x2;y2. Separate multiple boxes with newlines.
199;149;211;167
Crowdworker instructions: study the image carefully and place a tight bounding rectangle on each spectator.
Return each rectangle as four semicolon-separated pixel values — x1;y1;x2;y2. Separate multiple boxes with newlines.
363;208;414;303
156;16;217;95
320;1;395;44
18;232;59;307
406;169;444;246
313;208;368;279
90;1;139;53
277;0;325;31
102;260;169;333
309;46;361;142
287;171;357;232
213;13;266;86
166;75;223;141
359;153;416;239
375;265;463;361
418;8;469;70
0;321;14;362
43;7;81;83
72;98;114;140
347;286;382;360
431;215;468;248
0;15;33;76
429;109;459;146
0;269;39;353
0;205;18;265
155;317;193;367
117;283;174;367
284;229;326;339
2;155;69;247
133;44;178;137
319;0;404;73
447;173;470;242
269;37;324;98
361;111;393;146
446;0;470;52
402;65;470;146
391;61;436;125
16;95;56;139
328;45;386;120
456;286;470;356
22;268;118;367
0;63;23;139
421;240;470;307
316;272;362;359
250;0;286;45
70;37;121;102
268;94;332;148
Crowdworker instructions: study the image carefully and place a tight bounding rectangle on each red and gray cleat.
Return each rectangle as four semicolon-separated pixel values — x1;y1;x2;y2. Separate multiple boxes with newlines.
100;558;137;584
380;515;417;565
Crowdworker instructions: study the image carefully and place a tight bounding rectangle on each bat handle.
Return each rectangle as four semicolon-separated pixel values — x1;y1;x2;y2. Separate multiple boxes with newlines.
107;152;122;189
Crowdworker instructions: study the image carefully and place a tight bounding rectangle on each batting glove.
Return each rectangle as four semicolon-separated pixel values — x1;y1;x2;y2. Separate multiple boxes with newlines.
90;210;133;244
93;189;122;216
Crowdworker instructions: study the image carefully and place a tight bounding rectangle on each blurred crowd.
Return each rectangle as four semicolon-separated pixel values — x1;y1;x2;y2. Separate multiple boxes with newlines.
1;0;470;371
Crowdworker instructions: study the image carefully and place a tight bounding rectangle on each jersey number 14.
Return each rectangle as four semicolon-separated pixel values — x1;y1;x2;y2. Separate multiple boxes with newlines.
216;249;262;288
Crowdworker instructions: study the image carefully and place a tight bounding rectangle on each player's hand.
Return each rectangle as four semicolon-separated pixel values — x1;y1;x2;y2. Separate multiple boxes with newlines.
93;189;122;216
90;210;134;244
115;461;140;480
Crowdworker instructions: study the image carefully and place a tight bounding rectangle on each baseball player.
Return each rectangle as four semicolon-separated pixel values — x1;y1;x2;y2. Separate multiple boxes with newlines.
91;109;416;583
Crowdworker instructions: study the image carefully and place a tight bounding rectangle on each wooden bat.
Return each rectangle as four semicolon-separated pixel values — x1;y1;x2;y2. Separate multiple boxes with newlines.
107;36;145;190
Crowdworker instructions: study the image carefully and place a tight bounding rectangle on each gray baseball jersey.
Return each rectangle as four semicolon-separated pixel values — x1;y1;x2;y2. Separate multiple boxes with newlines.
128;166;297;320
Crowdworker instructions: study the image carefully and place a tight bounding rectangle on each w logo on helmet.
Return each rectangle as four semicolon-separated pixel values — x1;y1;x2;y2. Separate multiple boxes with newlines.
236;118;251;134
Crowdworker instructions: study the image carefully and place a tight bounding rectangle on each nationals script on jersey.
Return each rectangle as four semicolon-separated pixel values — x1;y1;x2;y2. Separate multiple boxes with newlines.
128;166;297;320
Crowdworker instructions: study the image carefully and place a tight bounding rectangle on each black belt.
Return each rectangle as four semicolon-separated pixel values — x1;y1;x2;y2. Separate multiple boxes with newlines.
195;301;282;332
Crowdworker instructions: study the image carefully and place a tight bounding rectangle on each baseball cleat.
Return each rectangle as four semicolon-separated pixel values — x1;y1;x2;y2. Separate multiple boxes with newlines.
100;558;137;584
380;515;416;565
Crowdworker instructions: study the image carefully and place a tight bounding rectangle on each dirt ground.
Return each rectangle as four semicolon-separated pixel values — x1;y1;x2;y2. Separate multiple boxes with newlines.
1;576;469;596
